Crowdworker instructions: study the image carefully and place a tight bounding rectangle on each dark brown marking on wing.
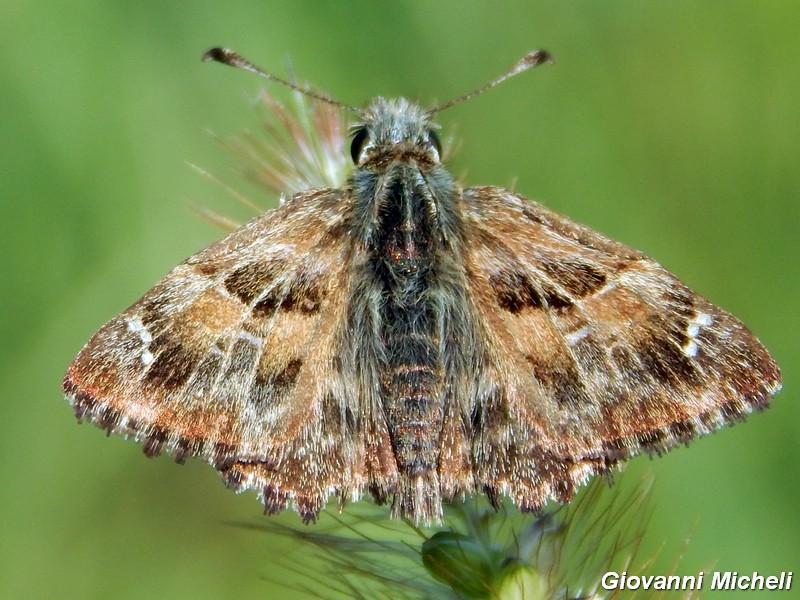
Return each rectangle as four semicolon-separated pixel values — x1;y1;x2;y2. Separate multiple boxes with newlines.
524;354;590;407
664;319;690;348
249;359;303;405
251;292;280;316
262;485;289;516
211;442;237;470
281;272;326;314
251;271;326;317
635;333;700;386
490;270;573;313
668;420;697;442
144;334;203;390
138;288;180;332
319;391;357;436
635;429;668;449
467;225;574;311
539;260;607;298
224;261;286;304
195;261;221;277
143;428;167;457
223;337;261;379
664;286;695;317
272;359;303;389
173;437;205;465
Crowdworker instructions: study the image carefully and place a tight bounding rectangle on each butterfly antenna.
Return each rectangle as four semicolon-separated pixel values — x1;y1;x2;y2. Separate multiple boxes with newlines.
203;47;362;115
426;49;554;116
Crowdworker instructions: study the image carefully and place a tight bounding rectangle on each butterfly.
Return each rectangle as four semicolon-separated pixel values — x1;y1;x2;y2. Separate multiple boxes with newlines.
62;48;781;524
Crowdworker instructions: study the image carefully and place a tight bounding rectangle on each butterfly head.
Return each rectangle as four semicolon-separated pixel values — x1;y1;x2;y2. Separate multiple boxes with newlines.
349;97;443;168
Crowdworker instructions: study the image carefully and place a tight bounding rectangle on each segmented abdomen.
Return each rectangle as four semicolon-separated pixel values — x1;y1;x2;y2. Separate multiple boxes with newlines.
379;298;443;475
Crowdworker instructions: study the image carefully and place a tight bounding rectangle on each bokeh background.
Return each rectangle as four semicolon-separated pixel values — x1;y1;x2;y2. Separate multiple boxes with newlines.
2;2;797;598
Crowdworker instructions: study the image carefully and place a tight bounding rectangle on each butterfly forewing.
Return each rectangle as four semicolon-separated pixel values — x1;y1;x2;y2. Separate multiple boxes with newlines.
65;190;357;467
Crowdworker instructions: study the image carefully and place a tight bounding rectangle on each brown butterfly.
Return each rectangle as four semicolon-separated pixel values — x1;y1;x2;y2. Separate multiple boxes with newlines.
63;48;781;524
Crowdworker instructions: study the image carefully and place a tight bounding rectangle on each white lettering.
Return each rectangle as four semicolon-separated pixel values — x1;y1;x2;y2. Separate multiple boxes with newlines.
750;572;765;590
602;570;792;592
601;572;619;590
712;571;732;589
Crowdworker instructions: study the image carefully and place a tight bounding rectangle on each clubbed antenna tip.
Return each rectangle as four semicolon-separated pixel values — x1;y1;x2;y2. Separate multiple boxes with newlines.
203;47;361;114
427;49;554;115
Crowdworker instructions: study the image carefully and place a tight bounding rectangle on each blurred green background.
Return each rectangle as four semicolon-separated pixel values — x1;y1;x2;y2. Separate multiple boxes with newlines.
2;2;797;598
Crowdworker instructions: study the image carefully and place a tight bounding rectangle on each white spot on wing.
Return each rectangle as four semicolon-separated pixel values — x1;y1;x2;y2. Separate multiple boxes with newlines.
141;348;154;366
126;316;152;343
682;312;714;357
566;326;592;346
236;330;263;348
695;313;713;326
126;316;155;365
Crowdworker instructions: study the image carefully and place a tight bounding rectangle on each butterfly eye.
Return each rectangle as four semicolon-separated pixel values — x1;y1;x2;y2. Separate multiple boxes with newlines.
427;130;442;155
350;127;369;163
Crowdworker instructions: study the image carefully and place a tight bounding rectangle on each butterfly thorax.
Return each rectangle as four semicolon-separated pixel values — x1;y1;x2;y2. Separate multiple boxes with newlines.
343;98;474;521
349;97;460;263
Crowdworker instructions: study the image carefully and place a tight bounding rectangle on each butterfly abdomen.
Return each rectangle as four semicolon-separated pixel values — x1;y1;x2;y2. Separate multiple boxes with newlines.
379;298;444;478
